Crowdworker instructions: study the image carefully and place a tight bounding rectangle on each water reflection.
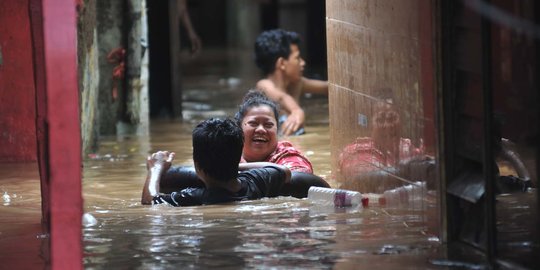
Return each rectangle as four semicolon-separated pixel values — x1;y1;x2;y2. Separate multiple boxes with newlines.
0;163;48;268
79;121;440;268
82;196;438;268
0;124;440;268
80;51;443;267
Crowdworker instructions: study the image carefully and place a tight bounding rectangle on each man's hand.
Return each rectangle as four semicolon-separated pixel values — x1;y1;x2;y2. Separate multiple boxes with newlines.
281;108;305;136
142;151;175;205
147;151;175;172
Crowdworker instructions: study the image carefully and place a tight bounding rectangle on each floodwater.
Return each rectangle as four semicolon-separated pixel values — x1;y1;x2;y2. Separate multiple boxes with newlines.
1;49;537;269
0;162;46;269
80;123;440;269
79;49;441;268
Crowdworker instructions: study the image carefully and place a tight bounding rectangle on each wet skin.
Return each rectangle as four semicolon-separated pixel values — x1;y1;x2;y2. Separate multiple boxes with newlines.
240;105;279;162
283;44;305;84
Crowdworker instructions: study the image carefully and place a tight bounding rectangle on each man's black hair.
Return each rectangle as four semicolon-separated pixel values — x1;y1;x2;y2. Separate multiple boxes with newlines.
235;90;280;127
254;29;301;75
192;118;244;182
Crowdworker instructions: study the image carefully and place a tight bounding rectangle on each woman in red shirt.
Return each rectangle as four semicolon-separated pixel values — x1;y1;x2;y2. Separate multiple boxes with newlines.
159;90;328;198
236;90;313;173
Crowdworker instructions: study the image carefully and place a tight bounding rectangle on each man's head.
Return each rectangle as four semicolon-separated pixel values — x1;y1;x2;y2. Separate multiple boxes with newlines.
192;118;244;182
254;29;304;79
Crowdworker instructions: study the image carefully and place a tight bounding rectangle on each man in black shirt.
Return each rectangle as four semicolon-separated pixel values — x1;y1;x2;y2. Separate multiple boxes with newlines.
141;118;291;206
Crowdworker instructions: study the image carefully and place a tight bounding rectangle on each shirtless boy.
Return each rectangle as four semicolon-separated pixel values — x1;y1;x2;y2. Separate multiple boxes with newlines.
254;29;328;136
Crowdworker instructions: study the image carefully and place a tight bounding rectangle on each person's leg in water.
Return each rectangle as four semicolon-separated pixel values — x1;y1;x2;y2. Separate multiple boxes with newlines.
159;166;329;197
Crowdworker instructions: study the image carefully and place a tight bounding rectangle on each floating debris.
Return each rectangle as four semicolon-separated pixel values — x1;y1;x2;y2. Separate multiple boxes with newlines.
374;244;410;255
83;213;98;227
430;259;487;270
3;192;10;205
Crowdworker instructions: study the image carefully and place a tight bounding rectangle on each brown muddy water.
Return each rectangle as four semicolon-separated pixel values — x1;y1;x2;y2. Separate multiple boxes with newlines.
79;119;441;269
0;78;442;270
3;49;536;269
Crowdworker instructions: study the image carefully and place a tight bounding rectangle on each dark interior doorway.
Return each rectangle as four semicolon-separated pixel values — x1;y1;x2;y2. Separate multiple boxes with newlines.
147;0;172;118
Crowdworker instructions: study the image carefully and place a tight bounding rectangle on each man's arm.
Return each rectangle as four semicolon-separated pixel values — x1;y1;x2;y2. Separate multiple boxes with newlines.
256;80;305;136
141;151;175;205
238;162;291;183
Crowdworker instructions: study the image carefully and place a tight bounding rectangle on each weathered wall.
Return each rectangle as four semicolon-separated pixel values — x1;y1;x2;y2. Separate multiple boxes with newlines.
327;0;435;192
0;0;37;162
78;0;100;155
95;0;147;137
96;0;124;135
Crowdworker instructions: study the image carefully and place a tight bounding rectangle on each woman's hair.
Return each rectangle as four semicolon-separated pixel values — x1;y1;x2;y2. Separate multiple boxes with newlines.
235;90;280;126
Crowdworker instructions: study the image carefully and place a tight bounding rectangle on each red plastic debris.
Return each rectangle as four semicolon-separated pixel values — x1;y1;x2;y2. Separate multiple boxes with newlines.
361;197;369;207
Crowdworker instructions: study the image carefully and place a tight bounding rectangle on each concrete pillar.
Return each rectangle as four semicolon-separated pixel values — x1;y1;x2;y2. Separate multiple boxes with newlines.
226;0;261;50
326;0;431;191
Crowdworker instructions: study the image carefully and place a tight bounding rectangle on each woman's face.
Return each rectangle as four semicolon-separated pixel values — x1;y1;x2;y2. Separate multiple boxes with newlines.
241;105;278;162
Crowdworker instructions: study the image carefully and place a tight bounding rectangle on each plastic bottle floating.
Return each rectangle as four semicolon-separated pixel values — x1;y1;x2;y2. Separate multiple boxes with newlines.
379;181;427;209
307;187;362;207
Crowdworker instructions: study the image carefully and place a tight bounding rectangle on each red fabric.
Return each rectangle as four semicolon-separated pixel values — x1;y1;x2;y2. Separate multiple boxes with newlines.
106;47;125;101
338;137;423;178
241;141;313;173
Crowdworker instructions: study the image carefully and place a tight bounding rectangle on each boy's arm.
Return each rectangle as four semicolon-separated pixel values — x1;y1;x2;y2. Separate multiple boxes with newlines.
257;80;305;136
238;162;291;183
301;77;328;95
141;151;175;205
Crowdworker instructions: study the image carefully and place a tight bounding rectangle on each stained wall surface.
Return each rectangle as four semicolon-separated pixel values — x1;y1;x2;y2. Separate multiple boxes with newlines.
326;0;436;194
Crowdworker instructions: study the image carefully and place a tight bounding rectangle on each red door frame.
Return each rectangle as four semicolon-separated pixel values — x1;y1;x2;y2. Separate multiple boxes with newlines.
33;0;83;268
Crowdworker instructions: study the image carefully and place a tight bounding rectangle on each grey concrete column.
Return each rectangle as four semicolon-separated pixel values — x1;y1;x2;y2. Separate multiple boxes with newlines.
226;0;261;50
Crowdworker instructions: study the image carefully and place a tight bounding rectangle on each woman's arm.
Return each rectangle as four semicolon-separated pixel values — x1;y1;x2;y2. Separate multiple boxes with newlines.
238;162;291;183
281;172;330;198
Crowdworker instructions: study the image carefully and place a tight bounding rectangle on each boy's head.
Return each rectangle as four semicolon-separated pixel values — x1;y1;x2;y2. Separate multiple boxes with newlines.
192;118;244;181
254;29;302;76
